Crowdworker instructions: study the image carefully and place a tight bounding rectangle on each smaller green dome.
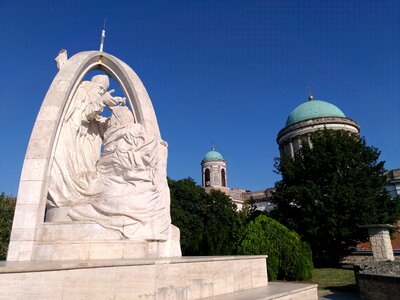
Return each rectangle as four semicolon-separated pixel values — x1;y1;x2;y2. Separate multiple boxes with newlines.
285;99;346;127
203;146;224;162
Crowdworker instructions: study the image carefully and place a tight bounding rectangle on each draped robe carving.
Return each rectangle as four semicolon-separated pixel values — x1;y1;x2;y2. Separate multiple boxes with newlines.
46;75;171;241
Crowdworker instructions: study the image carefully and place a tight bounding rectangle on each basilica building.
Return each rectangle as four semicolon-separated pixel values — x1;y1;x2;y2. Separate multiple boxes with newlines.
201;96;399;210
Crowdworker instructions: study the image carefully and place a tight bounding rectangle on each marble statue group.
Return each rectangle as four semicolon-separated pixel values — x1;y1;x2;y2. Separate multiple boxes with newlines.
46;74;171;241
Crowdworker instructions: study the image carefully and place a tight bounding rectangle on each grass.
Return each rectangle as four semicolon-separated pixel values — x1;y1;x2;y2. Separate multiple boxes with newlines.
308;268;358;293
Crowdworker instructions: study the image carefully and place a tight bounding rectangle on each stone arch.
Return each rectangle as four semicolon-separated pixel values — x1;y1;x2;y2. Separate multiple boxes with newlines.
8;51;161;261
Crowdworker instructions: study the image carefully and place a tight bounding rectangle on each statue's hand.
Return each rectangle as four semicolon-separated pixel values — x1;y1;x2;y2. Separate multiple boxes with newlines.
113;97;126;106
100;89;118;107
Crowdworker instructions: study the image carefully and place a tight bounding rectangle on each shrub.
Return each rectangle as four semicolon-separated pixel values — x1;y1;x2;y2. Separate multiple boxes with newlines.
237;215;313;281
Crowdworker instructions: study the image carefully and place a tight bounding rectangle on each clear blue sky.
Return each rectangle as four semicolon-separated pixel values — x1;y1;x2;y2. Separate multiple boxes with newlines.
0;0;399;196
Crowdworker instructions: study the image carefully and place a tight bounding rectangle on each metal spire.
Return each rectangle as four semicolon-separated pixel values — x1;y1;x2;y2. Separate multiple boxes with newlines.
308;86;314;101
99;18;107;52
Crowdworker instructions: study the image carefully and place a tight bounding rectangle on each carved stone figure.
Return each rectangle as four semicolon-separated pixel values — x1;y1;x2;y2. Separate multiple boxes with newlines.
68;105;171;240
46;74;170;241
55;49;68;70
47;75;113;216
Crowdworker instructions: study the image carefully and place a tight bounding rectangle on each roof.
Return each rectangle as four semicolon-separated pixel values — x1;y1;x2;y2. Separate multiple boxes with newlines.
285;99;346;127
203;146;224;163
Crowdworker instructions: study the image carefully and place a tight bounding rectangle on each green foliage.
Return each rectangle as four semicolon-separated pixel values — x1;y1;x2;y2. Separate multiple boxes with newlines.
168;177;312;283
238;215;313;281
169;178;240;255
0;193;16;260
271;129;400;265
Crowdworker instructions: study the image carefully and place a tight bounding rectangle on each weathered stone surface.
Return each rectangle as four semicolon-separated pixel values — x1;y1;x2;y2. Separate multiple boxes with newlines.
355;261;400;300
356;260;400;276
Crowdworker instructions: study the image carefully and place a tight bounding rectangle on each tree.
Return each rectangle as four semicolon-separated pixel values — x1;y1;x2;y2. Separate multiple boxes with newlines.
237;215;313;281
169;178;240;255
0;193;16;260
271;129;400;265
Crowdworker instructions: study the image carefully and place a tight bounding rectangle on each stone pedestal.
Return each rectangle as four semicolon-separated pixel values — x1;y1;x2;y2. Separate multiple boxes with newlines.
361;224;395;261
30;222;181;261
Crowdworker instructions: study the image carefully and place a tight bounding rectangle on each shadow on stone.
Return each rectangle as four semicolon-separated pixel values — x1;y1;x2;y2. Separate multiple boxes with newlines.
320;291;360;300
324;283;358;293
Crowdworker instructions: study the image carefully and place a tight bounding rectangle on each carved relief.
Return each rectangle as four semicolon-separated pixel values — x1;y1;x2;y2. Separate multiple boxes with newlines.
46;74;171;241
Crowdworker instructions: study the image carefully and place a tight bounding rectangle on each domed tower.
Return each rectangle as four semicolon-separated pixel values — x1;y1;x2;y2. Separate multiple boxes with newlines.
277;96;360;158
201;146;228;190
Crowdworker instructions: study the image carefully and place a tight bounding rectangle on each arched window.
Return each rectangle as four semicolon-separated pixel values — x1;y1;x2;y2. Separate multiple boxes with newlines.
205;169;210;186
221;169;226;187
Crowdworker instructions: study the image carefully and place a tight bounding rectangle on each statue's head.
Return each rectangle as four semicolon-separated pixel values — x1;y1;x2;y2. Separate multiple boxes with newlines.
91;74;110;90
109;106;135;127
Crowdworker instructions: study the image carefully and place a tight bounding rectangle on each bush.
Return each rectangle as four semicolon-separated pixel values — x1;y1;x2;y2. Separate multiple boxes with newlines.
237;215;313;281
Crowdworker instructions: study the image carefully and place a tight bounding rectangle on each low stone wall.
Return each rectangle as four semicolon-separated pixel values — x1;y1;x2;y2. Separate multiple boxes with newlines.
356;273;400;300
355;261;400;300
341;252;400;266
0;256;268;299
341;253;374;265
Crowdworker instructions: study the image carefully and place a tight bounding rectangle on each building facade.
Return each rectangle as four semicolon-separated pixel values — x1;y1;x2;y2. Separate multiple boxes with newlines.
386;169;400;199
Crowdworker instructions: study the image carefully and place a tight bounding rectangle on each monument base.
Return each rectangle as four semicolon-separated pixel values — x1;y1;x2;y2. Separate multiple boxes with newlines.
0;256;269;299
30;222;181;261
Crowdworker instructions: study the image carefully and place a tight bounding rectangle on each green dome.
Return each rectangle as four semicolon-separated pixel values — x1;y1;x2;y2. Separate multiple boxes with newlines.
203;146;224;162
285;100;346;127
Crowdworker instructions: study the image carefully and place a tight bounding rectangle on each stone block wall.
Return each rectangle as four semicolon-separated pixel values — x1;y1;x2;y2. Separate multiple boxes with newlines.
355;261;400;300
356;273;400;300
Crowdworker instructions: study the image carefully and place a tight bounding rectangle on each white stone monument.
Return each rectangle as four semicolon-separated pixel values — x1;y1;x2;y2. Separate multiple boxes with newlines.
7;50;181;261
